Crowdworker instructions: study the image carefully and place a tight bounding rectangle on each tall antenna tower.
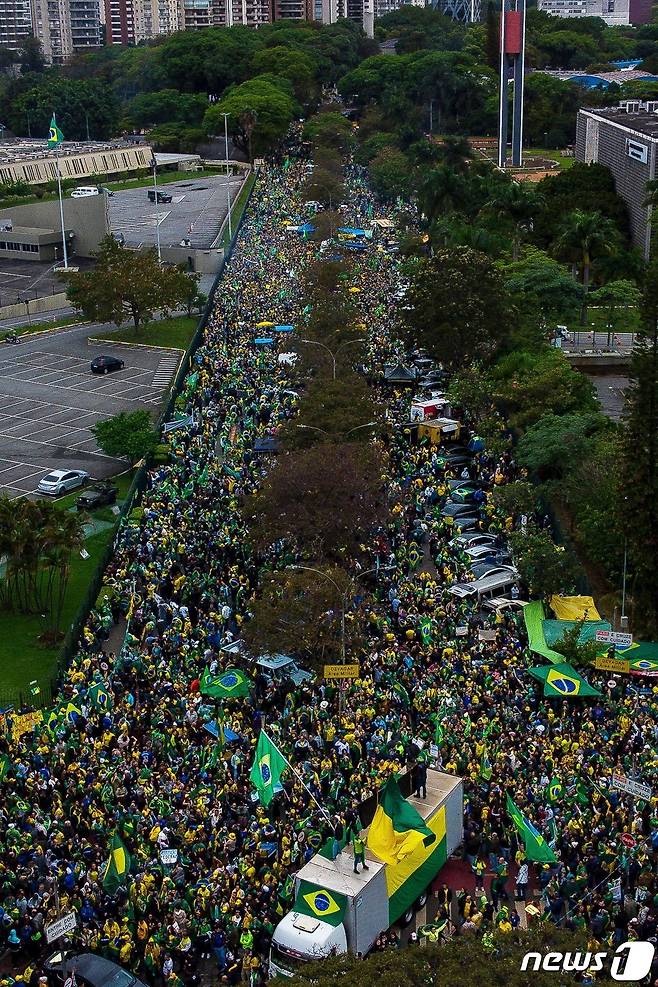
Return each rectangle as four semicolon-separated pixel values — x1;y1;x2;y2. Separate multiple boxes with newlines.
498;0;526;168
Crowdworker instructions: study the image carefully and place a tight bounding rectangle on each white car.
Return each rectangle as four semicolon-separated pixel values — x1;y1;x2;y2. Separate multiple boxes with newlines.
37;469;89;496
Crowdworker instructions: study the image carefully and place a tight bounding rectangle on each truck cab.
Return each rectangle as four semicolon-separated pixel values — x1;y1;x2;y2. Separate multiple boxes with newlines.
269;913;347;978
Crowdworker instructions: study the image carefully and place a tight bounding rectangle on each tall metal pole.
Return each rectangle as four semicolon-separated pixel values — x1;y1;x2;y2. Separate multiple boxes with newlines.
222;112;232;240
55;155;69;270
151;157;161;264
621;537;628;621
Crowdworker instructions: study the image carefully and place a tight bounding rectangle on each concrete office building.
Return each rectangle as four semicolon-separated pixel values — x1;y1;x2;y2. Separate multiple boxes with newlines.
537;0;650;26
0;139;153;185
0;193;107;261
576;101;658;258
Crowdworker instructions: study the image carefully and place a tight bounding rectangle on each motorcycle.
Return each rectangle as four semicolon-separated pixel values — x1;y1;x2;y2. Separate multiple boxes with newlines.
3;331;20;344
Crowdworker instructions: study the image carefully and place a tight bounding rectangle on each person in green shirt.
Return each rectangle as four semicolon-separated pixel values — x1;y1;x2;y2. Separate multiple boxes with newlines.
353;834;369;874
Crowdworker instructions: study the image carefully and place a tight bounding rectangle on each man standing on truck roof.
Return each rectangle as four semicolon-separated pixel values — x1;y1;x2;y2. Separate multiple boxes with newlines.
353;834;369;874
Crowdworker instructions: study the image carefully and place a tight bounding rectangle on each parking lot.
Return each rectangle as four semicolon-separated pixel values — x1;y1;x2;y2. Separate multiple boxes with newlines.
0;258;94;309
109;175;245;250
0;323;181;498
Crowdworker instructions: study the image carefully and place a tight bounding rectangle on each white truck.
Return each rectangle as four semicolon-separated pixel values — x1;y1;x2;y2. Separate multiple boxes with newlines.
269;770;463;978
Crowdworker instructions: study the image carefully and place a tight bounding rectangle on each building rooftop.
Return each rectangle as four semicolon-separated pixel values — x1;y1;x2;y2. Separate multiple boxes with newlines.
581;101;658;139
0;139;145;164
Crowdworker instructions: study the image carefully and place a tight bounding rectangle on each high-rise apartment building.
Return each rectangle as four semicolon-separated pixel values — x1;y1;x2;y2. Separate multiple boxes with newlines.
133;0;181;40
0;0;32;48
537;0;650;26
181;0;270;28
30;0;73;61
104;0;134;42
68;0;101;48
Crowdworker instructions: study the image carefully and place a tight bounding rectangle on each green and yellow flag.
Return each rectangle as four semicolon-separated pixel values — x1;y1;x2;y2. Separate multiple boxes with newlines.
88;681;112;711
249;729;288;806
528;662;601;698
506;794;557;864
479;747;492;782
547;777;563;804
102;833;131;894
294;881;347;927
48;114;64;149
200;667;251;699
0;755;11;782
367;776;435;865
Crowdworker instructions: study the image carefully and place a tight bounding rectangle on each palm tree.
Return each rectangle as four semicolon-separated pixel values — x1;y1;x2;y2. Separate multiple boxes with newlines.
437;135;473;174
419;165;469;226
482;181;543;261
552;209;620;326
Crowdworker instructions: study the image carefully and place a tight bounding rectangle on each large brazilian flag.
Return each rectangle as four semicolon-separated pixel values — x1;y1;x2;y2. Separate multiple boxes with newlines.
367;777;435;865
528;661;601;698
200;666;251;699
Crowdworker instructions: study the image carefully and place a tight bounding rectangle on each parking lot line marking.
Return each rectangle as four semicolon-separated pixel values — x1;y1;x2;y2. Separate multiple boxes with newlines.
0;430;116;459
0;391;112;418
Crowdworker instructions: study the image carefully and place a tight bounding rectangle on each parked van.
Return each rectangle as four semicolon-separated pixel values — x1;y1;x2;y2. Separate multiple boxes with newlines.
448;569;519;601
70;186;100;198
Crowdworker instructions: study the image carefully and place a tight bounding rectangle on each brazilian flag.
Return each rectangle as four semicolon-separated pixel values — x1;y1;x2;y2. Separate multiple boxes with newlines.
102;834;131;895
0;755;11;782
88;682;112;711
528;662;601;698
547;777;563;804
294;881;347;927
506;794;557;864
419;617;433;646
48;114;64;149
479;747;492;782
249;729;288;806
200;667;251;699
367;777;435;865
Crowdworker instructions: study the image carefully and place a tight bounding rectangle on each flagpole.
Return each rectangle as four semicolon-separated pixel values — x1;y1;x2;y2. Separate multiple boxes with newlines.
263;729;331;823
55;152;69;270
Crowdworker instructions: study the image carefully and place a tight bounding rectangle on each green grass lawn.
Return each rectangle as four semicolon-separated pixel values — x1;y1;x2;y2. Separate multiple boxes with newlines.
0;470;136;705
0;529;113;704
89;315;197;350
0;316;81;341
525;148;575;170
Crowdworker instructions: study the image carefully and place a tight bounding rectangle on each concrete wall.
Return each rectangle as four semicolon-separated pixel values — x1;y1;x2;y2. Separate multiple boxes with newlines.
0;194;108;258
0;291;68;321
160;245;224;274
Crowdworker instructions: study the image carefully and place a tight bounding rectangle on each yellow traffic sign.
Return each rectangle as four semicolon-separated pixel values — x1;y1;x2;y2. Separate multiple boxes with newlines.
324;664;360;680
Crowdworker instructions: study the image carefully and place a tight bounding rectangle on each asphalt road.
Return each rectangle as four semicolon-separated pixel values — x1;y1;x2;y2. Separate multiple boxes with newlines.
0;322;182;499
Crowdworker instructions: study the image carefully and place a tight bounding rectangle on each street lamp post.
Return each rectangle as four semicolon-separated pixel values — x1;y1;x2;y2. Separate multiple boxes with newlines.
291;564;379;713
221;112;233;241
295;422;377;439
297;337;365;380
150;157;162;264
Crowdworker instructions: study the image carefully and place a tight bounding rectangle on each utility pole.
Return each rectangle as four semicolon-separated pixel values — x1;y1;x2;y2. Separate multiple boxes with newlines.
150;157;162;264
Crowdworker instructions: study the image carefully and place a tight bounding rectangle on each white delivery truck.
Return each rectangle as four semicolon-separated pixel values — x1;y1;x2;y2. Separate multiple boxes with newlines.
269;770;463;978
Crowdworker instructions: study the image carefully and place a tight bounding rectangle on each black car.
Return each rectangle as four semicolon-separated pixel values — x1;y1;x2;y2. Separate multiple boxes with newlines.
44;952;148;987
91;355;125;375
76;483;117;510
147;189;172;203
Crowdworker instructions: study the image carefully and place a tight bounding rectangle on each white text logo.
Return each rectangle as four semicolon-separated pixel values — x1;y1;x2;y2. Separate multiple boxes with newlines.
520;941;655;981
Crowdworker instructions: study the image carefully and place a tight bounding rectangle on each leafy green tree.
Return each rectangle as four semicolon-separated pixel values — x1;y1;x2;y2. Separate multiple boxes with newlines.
247;443;387;562
18;34;45;74
533;29;599;68
7;75;119;139
147;125;206;153
554;619;600;668
92;410;158;465
243;565;363;672
303;168;344;208
620;257;658;633
536;163;629;246
510;528;579;600
304;111;354;150
128;89;208;129
65;237;198;330
502;249;583;330
204;75;297;159
517;413;606;478
552;209;620;325
369;148;413;201
482;181;543;261
490;348;598;429
492;480;538;520
281;374;376;451
252;46;316;102
286;928;617;987
404;247;515;369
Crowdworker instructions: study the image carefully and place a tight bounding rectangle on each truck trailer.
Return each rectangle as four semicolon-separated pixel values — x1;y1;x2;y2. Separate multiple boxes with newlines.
269;769;463;978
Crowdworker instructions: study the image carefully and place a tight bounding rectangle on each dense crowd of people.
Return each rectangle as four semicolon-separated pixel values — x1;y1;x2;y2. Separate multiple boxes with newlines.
1;128;658;987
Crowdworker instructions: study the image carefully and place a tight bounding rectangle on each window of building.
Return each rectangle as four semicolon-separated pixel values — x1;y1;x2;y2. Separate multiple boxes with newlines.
627;138;648;163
